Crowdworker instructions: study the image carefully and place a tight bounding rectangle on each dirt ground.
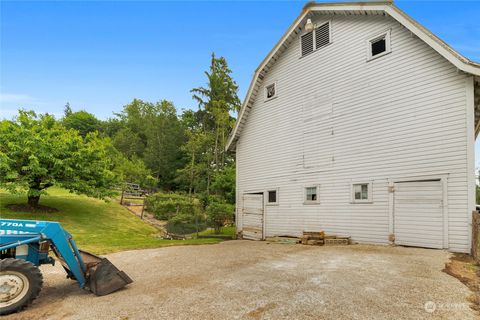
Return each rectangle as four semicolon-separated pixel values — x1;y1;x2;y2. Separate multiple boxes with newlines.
6;241;478;320
443;253;480;311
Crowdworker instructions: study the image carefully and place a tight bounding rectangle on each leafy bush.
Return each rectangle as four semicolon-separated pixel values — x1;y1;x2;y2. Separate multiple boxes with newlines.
145;192;200;220
477;186;480;205
146;192;234;235
113;154;157;189
206;201;234;233
211;164;236;204
166;213;206;235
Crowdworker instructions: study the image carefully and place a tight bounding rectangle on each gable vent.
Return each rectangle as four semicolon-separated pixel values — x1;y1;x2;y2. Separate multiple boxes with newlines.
315;22;330;49
301;31;314;56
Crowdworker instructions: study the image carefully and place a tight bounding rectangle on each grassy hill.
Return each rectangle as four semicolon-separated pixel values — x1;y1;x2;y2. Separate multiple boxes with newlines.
0;187;222;254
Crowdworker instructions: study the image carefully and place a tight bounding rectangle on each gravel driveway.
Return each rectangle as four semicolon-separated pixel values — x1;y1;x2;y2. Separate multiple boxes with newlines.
5;241;476;319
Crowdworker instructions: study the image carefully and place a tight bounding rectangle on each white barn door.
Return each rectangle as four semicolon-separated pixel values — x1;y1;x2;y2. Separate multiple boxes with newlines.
242;194;264;240
393;180;444;249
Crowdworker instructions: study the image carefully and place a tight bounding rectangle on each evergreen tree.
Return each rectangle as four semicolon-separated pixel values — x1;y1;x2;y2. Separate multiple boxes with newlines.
185;53;240;195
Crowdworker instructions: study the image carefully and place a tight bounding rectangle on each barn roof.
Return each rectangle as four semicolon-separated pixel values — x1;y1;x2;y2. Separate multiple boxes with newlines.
227;1;480;150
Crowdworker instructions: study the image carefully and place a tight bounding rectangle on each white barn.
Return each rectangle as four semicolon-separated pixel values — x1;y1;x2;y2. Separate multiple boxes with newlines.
227;1;480;253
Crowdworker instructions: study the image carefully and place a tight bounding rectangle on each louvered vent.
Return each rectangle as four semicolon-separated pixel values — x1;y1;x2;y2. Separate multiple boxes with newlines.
301;31;314;56
315;22;330;49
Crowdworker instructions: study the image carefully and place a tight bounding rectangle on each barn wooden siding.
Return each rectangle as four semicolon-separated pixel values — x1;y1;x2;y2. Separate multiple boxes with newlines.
236;14;473;253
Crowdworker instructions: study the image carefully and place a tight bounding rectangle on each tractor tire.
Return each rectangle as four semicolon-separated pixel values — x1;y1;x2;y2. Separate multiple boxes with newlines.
0;258;43;315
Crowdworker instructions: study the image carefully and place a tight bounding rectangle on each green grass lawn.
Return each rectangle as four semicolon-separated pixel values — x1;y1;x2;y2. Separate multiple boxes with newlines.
197;226;236;238
0;187;223;254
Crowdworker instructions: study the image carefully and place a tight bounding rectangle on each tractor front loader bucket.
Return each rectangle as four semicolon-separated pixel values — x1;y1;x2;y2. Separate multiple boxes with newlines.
79;250;133;296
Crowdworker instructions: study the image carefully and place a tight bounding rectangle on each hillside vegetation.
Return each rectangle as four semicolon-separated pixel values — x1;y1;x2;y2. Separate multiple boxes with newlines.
0;187;222;254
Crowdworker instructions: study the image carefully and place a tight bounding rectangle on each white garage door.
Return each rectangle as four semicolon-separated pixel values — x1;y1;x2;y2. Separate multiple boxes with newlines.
394;180;444;249
242;194;264;240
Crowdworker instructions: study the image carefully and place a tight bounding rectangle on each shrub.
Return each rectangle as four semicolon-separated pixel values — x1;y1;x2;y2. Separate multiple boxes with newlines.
206;201;234;233
146;192;234;235
145;192;199;220
211;164;236;204
166;213;206;235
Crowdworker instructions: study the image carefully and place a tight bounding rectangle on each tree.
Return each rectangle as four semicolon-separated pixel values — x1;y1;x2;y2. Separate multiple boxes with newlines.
191;53;240;172
102;117;125;138
112;127;145;159
0;111;117;208
63;110;101;137
181;53;240;195
142;100;186;189
211;164;236;204
113;154;157;189
176;129;211;194
113;99;186;190
64;102;73;117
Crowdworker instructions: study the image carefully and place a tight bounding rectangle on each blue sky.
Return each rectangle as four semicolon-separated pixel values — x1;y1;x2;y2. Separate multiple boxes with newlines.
1;1;480;162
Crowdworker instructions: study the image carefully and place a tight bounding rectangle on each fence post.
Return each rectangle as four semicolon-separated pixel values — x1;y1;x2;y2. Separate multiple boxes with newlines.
195;211;199;238
472;211;480;264
120;186;125;205
140;198;145;220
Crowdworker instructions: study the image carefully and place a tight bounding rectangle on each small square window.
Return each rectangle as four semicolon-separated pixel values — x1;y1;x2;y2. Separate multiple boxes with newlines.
354;184;368;200
367;30;391;61
371;37;386;56
304;186;319;204
267;190;277;204
265;83;276;100
351;182;372;203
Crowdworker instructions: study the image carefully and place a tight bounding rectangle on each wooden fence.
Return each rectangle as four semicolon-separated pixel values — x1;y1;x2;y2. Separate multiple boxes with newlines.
472;211;480;264
120;183;147;220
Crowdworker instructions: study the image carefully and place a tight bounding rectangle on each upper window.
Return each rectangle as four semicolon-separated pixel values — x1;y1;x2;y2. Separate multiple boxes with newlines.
367;30;391;60
267;189;278;205
301;21;331;57
265;83;276;101
304;186;319;204
371;37;386;56
351;182;372;203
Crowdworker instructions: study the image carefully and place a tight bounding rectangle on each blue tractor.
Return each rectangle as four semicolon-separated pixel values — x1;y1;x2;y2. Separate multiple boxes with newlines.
0;219;133;315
